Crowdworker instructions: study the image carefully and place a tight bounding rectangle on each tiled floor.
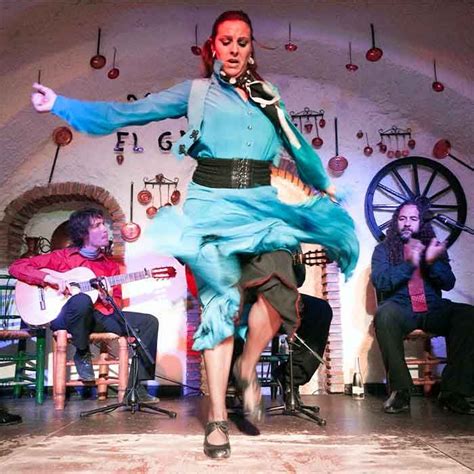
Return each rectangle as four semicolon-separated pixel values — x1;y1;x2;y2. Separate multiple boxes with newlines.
1;393;473;472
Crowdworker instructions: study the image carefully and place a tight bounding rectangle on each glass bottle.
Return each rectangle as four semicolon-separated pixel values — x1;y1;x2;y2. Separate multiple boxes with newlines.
352;357;365;400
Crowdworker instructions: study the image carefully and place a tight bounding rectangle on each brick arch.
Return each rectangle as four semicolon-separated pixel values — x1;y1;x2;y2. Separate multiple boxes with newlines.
0;182;126;266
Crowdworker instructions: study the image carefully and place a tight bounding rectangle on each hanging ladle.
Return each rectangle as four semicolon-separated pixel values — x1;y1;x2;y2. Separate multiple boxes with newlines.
48;126;73;184
121;182;142;242
432;139;473;171
284;23;298;52
107;47;120;79
328;117;348;177
90;27;106;69
191;24;202;56
345;42;358;71
366;23;383;62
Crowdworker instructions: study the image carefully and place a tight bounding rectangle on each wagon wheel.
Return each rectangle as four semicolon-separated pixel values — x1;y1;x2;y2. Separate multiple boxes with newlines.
365;157;467;247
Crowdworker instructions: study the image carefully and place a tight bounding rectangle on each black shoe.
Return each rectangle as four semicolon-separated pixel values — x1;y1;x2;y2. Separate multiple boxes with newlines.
233;357;264;423
0;409;22;425
273;363;302;406
73;351;95;382
439;392;474;415
203;421;231;459
136;384;160;404
383;390;410;414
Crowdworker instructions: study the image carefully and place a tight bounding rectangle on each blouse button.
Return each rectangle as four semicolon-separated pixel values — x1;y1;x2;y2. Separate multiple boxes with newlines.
247;125;253;130
246;141;252;147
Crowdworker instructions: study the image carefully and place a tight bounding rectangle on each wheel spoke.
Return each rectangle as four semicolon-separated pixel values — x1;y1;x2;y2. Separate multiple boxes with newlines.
428;185;452;202
376;183;406;201
379;219;391;231
391;168;415;199
372;204;400;210
412;163;420;196
429;204;459;210
422;170;438;197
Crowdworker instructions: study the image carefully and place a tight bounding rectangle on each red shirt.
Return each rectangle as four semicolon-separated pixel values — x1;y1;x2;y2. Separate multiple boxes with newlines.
9;248;122;315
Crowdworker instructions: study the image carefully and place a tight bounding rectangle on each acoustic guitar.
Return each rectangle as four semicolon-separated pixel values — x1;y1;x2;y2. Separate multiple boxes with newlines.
15;266;176;326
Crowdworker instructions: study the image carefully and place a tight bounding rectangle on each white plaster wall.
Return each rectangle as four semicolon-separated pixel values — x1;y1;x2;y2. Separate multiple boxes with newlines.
1;0;473;387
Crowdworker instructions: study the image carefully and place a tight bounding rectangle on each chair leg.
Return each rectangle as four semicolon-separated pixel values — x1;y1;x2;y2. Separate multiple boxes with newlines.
35;328;46;405
13;339;27;399
97;343;109;400
423;337;433;396
54;330;68;410
118;337;129;403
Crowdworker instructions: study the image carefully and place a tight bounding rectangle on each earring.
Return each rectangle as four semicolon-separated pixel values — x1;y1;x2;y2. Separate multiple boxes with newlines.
248;56;255;65
212;50;216;59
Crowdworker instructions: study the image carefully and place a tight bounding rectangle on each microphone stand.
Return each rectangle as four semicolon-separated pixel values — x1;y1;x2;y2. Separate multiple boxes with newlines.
266;335;326;426
80;278;177;419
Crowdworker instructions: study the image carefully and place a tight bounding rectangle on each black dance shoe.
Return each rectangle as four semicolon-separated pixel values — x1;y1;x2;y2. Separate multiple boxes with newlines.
383;390;411;414
0;409;22;425
439;392;474;415
233;357;264;423
203;421;231;459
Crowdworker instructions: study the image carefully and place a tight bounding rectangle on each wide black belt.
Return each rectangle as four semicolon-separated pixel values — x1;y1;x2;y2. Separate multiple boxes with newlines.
192;157;271;189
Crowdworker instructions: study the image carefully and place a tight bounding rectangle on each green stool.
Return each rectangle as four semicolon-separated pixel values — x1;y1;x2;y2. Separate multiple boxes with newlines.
0;275;46;404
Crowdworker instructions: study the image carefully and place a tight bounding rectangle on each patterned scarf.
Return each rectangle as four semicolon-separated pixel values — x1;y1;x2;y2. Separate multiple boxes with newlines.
218;67;300;149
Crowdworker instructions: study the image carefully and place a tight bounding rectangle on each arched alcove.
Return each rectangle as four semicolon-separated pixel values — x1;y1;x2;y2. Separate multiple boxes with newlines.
0;182;126;266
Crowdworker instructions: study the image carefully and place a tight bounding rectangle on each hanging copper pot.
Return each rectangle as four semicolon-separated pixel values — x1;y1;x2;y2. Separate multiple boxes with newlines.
137;188;152;205
170;189;181;205
311;118;323;149
366;24;383;62
356;130;364;139
146;205;158;218
116;154;124;165
90;28;106;69
191;24;202;56
53;126;73;146
121;182;141;242
107;47;120;79
363;133;373;156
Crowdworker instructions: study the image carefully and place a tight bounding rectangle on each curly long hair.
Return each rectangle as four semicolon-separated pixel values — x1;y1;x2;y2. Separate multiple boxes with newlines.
201;10;263;80
384;200;442;264
68;208;104;247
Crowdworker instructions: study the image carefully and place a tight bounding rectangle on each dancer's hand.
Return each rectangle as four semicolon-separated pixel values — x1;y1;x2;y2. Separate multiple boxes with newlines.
31;83;57;112
324;184;338;203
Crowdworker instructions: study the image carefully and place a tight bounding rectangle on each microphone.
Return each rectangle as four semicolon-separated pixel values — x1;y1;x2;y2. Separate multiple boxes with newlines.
432;214;474;235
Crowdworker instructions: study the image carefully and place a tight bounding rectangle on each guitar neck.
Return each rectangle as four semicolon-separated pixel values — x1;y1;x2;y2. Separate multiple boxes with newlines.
76;269;150;292
106;269;150;287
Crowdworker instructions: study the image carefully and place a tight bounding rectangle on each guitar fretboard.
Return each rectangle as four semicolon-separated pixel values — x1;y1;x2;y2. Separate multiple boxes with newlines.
75;269;150;292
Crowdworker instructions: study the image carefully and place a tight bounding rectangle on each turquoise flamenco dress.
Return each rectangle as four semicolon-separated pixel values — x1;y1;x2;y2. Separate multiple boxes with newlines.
52;63;359;351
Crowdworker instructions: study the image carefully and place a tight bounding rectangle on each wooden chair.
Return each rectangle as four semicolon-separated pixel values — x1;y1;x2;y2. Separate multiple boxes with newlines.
404;329;446;395
52;330;129;410
0;275;46;404
370;285;446;396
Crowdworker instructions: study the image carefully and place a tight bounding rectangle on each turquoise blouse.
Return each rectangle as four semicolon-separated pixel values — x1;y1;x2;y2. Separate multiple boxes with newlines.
51;67;359;350
53;75;281;164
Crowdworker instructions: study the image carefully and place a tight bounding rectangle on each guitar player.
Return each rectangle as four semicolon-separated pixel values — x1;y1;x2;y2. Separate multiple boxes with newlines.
9;208;160;403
